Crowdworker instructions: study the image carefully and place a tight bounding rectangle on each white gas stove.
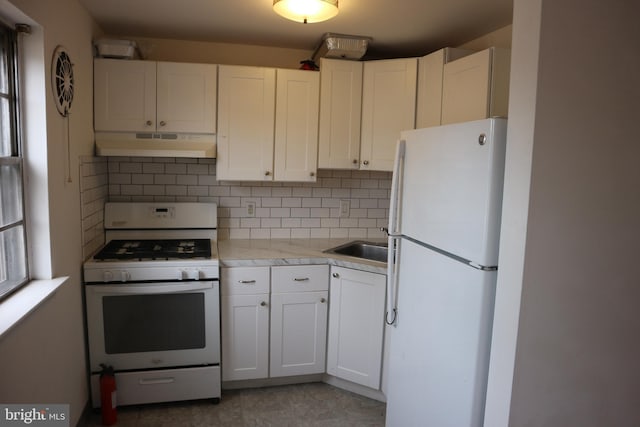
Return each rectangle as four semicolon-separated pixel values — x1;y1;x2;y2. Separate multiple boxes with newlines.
83;202;221;407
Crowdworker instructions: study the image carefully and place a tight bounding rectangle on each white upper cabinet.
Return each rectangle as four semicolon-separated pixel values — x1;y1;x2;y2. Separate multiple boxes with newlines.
217;65;320;182
274;69;320;182
416;48;471;128
94;59;156;132
360;58;417;171
156;62;217;133
317;58;363;169
94;59;217;133
217;65;276;181
441;47;511;125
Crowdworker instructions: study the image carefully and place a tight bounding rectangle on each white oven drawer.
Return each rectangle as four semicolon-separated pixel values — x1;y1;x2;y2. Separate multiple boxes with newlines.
91;366;221;407
271;265;329;293
221;266;270;295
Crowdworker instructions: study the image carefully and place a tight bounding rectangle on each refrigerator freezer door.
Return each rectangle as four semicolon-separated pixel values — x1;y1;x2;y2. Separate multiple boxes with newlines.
398;118;507;267
385;238;496;427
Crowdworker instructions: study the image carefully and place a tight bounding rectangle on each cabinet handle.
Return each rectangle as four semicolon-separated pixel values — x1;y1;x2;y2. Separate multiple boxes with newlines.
320;297;326;303
238;280;256;284
332;273;339;278
145;120;153;126
293;277;309;282
362;160;369;166
260;301;267;307
159;120;166;127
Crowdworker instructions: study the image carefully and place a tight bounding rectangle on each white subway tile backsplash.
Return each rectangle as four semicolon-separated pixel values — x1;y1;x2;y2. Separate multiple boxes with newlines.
106;157;391;240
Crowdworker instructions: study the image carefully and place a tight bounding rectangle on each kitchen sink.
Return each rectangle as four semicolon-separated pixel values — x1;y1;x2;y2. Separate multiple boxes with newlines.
324;240;389;263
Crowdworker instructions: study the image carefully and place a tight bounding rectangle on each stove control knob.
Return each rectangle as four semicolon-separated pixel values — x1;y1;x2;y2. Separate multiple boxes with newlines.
103;271;113;282
120;270;130;282
178;269;187;280
190;269;201;281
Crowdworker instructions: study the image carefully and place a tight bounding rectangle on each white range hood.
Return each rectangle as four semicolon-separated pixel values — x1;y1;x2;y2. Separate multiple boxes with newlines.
95;132;216;158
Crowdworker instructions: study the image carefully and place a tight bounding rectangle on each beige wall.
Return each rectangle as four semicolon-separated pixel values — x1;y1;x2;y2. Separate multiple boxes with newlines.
119;36;313;69
486;0;640;425
458;25;512;50
0;0;99;425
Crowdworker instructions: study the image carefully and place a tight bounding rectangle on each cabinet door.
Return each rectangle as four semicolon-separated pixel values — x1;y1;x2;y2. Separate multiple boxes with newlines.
441;49;492;125
318;59;363;169
217;65;276;181
156;62;217;133
221;293;270;381
270;291;328;377
360;58;417;171
273;69;319;182
416;48;471;128
327;266;386;389
94;58;156;132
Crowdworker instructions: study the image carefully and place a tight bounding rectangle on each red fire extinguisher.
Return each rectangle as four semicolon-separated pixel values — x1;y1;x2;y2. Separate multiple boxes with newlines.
99;364;117;425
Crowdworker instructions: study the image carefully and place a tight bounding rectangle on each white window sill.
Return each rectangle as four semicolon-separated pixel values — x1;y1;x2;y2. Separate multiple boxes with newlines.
0;277;69;340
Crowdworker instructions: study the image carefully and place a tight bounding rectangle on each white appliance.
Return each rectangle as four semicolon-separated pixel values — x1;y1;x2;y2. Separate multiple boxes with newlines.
384;118;507;427
83;202;221;407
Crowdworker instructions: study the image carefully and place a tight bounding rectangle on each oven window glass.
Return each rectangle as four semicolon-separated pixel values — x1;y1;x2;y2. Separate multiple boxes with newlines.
102;293;206;354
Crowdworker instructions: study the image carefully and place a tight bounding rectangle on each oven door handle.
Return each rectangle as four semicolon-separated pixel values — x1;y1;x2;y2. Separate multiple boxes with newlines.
89;281;214;295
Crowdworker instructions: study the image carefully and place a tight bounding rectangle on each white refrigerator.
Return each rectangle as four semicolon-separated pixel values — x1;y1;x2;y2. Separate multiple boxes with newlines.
384;118;508;427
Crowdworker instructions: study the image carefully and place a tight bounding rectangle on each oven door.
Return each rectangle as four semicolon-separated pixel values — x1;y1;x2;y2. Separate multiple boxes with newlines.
85;280;220;373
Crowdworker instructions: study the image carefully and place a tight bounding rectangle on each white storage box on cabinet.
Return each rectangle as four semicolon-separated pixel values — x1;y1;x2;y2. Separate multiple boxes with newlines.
327;266;386;389
220;267;270;381
270;265;329;377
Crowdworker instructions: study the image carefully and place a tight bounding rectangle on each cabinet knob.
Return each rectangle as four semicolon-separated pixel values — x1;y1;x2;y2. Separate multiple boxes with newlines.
310;172;315;177
352;159;358;164
362;160;369;166
260;301;267;307
265;171;271;176
145;120;153;126
332;273;339;278
159;120;166;127
320;297;326;303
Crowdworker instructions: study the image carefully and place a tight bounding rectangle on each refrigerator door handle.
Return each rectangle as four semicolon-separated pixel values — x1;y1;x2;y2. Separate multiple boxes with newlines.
386;140;405;326
388;140;405;237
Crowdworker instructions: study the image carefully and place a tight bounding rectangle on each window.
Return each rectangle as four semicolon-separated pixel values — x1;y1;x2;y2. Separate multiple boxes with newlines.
0;22;27;301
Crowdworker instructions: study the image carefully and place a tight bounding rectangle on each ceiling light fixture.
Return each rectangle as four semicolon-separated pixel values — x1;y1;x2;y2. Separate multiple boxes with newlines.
273;0;339;24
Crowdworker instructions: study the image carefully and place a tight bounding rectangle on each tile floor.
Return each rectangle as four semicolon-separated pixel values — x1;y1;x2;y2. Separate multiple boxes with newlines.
82;382;386;426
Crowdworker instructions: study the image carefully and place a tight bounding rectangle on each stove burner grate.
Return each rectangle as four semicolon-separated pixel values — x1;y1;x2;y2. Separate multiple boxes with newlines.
94;239;212;260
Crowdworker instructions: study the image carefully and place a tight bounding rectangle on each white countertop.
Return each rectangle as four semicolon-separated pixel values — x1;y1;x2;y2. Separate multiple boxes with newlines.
217;238;388;275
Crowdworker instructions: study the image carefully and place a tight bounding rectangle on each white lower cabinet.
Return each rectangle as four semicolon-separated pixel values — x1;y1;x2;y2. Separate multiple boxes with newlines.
221;267;270;381
327;266;386;389
270;265;329;377
221;265;328;381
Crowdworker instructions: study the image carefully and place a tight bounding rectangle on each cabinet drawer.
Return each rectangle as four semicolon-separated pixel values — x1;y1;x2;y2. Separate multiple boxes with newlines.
91;366;220;407
271;265;328;293
221;266;270;295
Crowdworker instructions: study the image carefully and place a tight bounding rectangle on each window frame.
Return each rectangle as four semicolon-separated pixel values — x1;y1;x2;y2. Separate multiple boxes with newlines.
0;21;29;301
